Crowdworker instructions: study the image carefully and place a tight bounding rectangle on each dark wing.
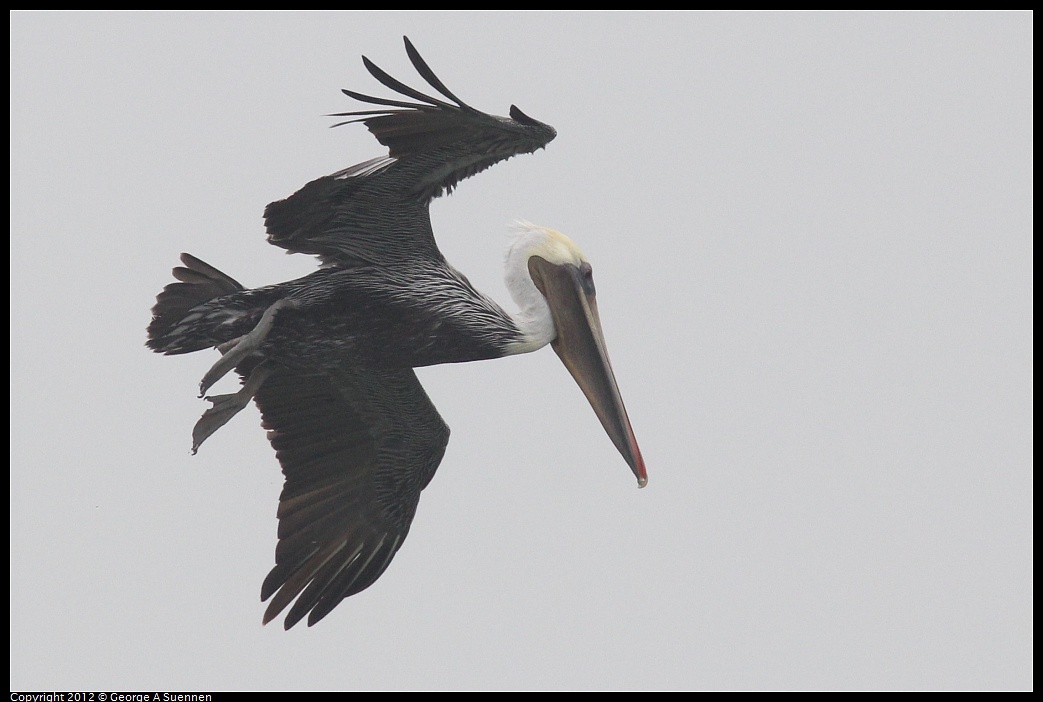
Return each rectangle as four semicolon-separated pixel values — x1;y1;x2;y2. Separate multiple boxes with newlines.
263;36;557;268
254;363;450;629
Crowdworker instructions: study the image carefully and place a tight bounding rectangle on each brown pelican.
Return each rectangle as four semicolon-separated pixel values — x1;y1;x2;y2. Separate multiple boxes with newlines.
146;37;645;629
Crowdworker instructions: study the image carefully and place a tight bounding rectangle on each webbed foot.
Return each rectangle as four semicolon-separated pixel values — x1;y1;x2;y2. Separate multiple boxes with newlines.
191;361;272;453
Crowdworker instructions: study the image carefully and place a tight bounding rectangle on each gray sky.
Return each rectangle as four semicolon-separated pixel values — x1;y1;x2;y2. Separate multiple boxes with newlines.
10;11;1032;691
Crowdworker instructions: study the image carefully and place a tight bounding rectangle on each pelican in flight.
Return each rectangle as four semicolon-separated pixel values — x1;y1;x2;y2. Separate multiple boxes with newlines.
147;37;645;629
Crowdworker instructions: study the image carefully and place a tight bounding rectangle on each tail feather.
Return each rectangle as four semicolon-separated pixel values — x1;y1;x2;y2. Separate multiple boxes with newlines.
147;253;245;354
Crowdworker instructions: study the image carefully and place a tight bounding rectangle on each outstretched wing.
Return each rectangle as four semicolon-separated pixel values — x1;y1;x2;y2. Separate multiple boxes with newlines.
254;363;450;629
263;36;557;267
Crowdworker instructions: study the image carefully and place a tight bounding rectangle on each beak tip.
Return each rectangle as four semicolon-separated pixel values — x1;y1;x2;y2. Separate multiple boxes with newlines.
632;446;647;488
633;459;648;488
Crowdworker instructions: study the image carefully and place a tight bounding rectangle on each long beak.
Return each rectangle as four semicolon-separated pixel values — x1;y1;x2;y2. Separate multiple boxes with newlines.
528;256;647;487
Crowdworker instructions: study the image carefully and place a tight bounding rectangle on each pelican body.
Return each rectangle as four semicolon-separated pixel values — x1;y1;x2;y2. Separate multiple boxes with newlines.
147;37;645;629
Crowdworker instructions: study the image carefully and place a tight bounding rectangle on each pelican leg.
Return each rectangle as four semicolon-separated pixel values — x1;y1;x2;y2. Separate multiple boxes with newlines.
192;360;273;454
197;298;294;398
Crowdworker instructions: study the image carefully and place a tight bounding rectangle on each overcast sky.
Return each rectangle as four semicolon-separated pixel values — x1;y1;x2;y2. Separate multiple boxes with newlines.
10;11;1032;691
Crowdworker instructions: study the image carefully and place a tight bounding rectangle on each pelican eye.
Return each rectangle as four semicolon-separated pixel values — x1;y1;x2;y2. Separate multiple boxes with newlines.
579;262;596;296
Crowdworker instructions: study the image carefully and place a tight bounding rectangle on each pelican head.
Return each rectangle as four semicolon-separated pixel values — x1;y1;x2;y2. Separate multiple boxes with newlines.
505;222;647;488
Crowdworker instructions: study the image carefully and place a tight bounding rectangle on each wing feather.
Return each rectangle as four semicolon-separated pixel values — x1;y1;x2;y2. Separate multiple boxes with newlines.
253;364;449;628
402;35;468;107
263;36;556;267
359;54;458;110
